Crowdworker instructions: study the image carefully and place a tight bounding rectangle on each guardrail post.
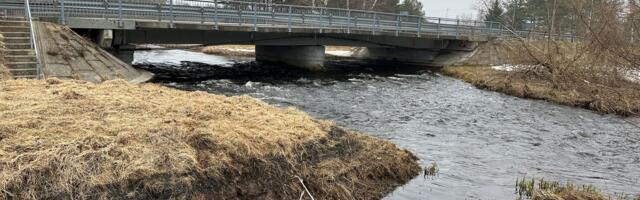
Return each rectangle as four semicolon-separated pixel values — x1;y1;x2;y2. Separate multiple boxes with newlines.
253;2;257;31
238;2;243;26
371;13;376;35
489;21;493;35
118;0;123;28
347;10;351;34
214;0;218;30
271;6;275;26
329;13;332;26
103;1;108;19
436;18;441;38
59;0;65;25
319;8;324;33
201;7;204;24
472;20;476;37
169;0;174;28
288;6;291;32
395;15;400;36
302;10;305;24
157;3;161;21
456;19;460;39
417;17;422;37
354;16;358;30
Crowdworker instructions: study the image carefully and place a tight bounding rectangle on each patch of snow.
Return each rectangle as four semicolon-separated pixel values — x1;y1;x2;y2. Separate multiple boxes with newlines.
136;44;165;49
624;70;640;82
326;50;353;57
491;64;538;71
491;64;517;71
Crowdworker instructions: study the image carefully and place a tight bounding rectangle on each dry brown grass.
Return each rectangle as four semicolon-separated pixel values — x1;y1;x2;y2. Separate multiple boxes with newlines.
0;78;419;199
0;34;12;80
442;66;640;116
514;178;636;200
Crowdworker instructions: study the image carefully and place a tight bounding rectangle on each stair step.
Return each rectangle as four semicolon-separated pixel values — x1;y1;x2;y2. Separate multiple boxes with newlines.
0;20;28;26
0;26;29;32
1;32;30;37
5;43;32;49
9;68;37;76
6;62;37;69
3;37;31;43
4;49;34;56
5;55;36;62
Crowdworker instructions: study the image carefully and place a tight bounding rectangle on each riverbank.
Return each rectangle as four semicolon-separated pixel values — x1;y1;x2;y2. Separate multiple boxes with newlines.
0;78;420;199
441;66;640;116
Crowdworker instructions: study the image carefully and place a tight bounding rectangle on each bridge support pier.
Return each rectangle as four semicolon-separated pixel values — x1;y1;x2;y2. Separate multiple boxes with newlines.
255;45;325;71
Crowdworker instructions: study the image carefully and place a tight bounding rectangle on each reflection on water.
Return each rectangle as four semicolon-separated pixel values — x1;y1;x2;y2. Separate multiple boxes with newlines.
134;49;640;200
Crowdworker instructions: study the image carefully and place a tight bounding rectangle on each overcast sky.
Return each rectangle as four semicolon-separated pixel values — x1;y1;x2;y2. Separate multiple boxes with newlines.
419;0;479;19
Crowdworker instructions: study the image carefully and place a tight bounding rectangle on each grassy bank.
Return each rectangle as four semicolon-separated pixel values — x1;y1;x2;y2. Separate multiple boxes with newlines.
442;66;640;116
0;34;11;80
0;78;419;199
516;178;639;200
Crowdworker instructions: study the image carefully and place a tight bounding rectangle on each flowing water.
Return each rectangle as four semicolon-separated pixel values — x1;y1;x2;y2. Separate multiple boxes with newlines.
134;49;640;200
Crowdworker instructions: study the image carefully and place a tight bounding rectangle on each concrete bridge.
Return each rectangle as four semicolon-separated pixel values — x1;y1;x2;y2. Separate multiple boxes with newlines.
0;0;555;71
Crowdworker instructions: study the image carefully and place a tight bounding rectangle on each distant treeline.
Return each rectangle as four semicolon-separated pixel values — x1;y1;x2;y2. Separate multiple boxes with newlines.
480;0;639;37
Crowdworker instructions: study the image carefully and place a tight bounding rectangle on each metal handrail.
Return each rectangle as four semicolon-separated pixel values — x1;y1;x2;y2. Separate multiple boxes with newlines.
1;0;577;42
23;0;42;79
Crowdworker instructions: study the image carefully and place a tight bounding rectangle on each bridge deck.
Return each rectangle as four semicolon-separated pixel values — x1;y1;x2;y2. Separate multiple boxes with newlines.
1;0;515;41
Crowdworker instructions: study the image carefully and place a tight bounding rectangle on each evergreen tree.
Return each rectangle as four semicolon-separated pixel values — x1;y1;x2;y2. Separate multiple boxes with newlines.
484;0;504;22
396;0;425;16
503;0;528;29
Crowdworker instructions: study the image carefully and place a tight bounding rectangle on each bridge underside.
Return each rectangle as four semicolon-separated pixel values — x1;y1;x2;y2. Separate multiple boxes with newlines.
72;20;480;70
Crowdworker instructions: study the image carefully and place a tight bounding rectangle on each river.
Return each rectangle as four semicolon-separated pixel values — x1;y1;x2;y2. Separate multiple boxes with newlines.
133;49;640;199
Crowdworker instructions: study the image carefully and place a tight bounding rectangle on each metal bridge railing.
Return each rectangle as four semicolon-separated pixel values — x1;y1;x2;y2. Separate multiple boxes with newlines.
24;0;44;79
0;0;577;41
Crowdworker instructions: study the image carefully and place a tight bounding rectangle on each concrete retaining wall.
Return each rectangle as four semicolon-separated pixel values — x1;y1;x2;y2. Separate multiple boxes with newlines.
35;22;152;83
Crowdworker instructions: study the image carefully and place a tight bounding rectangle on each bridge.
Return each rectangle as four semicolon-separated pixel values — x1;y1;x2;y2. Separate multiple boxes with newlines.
0;0;568;71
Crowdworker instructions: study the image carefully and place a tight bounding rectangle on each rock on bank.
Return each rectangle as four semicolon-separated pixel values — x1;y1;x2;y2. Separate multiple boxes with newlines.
0;79;419;199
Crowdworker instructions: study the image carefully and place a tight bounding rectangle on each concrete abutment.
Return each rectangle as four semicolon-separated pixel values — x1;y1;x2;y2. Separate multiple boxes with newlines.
354;40;480;66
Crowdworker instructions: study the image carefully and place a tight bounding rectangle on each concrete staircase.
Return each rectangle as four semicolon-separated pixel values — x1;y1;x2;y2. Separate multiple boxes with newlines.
0;14;39;79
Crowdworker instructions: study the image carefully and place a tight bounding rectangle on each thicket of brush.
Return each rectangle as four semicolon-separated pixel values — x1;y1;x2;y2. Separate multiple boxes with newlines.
0;79;420;199
446;0;640;116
